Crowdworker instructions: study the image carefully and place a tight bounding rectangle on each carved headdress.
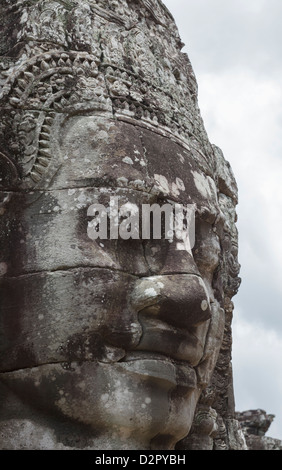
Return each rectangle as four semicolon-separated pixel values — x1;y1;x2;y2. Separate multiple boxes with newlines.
0;0;213;190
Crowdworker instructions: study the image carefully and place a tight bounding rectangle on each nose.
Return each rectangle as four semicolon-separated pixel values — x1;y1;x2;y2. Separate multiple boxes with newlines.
131;274;211;330
144;237;201;276
129;274;211;365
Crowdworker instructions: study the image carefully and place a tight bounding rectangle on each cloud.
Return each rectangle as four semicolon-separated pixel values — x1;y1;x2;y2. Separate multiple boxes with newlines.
232;311;282;439
197;70;282;332
164;0;282;77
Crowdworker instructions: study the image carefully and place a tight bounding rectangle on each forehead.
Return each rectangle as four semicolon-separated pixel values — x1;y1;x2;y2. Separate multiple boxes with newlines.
57;115;219;213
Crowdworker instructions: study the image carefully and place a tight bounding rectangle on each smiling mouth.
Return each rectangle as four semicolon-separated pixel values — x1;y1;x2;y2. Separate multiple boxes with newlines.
130;313;206;366
119;351;198;390
116;313;206;390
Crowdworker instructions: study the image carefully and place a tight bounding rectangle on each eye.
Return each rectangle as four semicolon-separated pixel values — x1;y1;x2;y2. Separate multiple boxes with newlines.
193;219;221;275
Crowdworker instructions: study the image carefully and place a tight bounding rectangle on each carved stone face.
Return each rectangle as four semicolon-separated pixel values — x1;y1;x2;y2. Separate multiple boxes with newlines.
0;113;226;449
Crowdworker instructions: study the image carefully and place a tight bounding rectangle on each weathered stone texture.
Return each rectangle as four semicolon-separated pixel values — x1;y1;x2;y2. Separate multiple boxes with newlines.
0;0;243;450
236;410;282;451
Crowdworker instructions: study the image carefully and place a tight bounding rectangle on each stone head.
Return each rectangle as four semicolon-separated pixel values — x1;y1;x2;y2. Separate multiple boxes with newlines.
0;0;240;450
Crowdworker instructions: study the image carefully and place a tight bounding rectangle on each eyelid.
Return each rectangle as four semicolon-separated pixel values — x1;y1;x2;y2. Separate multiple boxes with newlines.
195;205;221;225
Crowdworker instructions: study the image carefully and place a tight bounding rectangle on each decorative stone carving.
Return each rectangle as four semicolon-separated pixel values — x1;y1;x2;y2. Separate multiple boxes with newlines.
176;405;218;450
0;0;243;450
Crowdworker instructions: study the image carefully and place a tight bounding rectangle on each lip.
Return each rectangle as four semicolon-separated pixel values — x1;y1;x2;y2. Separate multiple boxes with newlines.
133;316;206;366
118;351;197;390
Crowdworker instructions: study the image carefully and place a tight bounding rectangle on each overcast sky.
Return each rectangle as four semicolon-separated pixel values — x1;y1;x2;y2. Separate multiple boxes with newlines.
163;0;282;441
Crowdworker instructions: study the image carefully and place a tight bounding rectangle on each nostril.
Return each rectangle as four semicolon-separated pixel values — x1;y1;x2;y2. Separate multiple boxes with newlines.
131;274;211;330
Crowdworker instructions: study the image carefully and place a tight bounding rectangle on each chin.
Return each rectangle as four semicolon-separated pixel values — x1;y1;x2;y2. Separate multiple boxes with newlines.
1;358;201;450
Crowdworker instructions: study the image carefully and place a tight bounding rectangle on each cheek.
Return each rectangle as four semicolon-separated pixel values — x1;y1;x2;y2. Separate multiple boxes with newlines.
0;269;142;371
53;269;143;358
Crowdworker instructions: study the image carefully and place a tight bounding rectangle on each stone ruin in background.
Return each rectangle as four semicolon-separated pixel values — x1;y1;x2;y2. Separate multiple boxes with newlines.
236;410;282;450
0;0;280;450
